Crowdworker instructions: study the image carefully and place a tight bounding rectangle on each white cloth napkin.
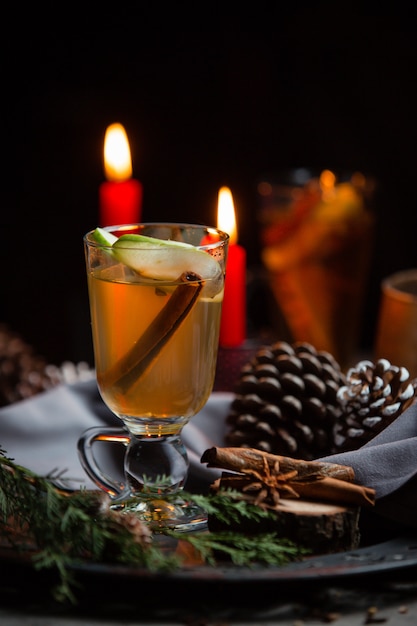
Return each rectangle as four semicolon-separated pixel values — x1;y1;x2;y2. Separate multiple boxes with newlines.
1;379;416;528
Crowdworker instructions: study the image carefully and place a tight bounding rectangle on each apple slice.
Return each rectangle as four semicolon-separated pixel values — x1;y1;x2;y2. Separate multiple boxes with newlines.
92;227;118;246
92;228;223;298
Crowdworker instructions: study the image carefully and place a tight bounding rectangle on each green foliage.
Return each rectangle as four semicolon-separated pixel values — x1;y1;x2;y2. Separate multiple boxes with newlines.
177;489;309;567
0;448;307;605
169;529;305;567
190;489;276;525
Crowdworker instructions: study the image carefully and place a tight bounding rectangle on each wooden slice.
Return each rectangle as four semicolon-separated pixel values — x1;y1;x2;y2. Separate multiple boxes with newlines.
208;496;361;555
268;498;361;554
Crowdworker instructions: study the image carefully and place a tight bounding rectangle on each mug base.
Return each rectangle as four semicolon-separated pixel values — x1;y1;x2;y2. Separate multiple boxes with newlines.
111;496;208;532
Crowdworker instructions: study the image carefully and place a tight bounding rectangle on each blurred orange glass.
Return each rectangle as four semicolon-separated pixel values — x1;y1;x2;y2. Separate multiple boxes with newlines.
258;168;375;368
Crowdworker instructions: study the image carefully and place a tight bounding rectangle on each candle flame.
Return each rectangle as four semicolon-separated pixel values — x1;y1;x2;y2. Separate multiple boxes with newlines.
104;123;133;181
217;186;237;244
320;169;336;201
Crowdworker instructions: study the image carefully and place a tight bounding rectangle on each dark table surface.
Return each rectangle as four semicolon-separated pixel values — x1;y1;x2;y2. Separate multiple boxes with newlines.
1;531;417;625
1;580;416;624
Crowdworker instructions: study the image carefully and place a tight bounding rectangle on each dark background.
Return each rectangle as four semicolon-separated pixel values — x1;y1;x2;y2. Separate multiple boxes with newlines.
2;5;416;366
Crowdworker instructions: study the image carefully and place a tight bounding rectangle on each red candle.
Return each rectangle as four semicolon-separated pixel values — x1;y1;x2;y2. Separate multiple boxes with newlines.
217;187;246;347
99;123;143;226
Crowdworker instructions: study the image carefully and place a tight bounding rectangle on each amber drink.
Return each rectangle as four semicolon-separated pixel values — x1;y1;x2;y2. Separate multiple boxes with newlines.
89;268;223;432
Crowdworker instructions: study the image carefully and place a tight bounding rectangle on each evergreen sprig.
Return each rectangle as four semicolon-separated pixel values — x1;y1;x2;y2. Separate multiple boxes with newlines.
190;489;276;525
0;447;307;604
169;529;304;567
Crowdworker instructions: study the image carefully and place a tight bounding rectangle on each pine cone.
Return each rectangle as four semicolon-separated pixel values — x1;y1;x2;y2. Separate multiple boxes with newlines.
0;324;94;407
225;341;346;460
334;358;417;451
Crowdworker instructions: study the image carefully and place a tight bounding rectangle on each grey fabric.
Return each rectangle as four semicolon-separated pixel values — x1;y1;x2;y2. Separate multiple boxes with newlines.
319;402;417;528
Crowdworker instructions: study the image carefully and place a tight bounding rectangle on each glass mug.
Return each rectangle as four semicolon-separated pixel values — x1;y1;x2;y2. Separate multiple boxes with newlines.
374;268;417;379
79;223;228;530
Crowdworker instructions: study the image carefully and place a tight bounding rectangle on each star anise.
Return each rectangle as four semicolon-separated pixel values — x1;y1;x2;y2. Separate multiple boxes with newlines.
237;456;300;510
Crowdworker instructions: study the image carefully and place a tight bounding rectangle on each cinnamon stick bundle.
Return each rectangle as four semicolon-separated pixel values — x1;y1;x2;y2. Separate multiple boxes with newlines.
201;447;375;509
103;272;203;393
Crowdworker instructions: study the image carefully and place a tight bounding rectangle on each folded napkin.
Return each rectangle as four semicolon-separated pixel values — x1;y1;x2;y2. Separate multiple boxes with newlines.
0;379;416;529
319;406;417;529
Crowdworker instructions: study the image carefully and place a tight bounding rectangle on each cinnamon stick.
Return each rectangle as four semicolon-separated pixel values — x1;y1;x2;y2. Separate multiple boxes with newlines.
201;446;355;482
103;272;203;393
290;476;375;507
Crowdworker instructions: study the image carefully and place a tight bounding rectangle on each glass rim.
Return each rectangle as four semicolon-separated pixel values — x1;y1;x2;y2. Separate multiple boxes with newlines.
84;222;230;250
382;268;417;302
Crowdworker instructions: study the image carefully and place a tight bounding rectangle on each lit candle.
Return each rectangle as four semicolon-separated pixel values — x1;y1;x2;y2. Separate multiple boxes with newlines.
99;123;143;226
217;186;246;347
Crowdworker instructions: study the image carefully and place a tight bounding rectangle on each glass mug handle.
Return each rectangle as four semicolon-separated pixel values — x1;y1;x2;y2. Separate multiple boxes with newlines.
77;427;130;501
